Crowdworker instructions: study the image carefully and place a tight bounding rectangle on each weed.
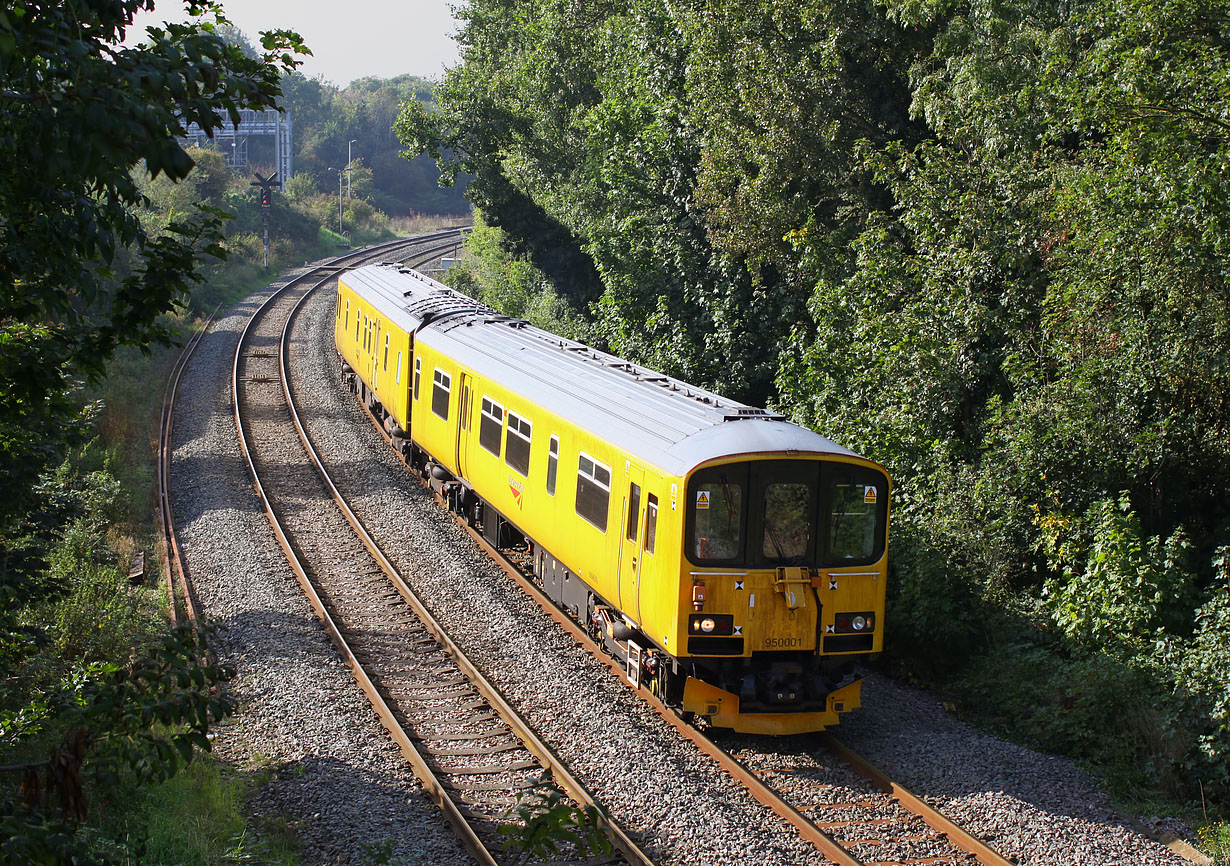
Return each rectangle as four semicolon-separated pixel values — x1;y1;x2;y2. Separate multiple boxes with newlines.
498;773;611;864
1200;822;1230;865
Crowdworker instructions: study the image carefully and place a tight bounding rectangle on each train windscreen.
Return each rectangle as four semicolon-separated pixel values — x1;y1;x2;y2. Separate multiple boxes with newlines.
688;460;887;567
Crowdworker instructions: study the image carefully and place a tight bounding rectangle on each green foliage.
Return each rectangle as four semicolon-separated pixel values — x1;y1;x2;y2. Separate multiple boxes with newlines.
1040;495;1197;653
17;464;162;666
498;774;611;864
1171;567;1230;798
135;760;296;866
445;216;589;339
279;73;469;216
946;624;1183;794
1200;821;1230;866
0;0;306;606
411;0;1230;813
0;4;302;861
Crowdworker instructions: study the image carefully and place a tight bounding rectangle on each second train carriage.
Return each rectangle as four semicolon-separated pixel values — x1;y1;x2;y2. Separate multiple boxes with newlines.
334;263;890;735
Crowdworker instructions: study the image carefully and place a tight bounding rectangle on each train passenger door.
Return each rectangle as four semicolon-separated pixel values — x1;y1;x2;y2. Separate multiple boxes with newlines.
455;372;472;479
635;492;659;626
618;465;645;624
371;318;380;392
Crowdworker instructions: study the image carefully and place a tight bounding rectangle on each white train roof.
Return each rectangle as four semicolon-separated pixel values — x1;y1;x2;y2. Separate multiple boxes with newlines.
341;263;862;478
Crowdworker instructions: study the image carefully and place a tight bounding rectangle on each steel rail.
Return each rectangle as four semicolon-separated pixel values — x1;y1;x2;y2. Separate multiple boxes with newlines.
280;258;654;866
228;236;651;866
337;266;1015;865
231;238;501;866
158;304;219;628
343;311;871;865
820;734;1014;866
452;486;1018;866
446;504;865;866
160;235;448;628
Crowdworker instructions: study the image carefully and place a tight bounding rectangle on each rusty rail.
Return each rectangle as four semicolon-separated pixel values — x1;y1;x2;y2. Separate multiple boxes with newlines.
228;237;652;866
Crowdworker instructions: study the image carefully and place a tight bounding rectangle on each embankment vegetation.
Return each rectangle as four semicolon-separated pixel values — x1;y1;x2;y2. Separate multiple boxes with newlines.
0;3;467;862
402;0;1230;845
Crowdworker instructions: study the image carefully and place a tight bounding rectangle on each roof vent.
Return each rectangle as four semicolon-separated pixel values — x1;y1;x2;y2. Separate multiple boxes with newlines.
721;407;780;421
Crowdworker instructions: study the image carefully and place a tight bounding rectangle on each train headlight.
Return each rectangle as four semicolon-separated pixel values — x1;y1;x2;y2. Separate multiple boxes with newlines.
688;614;735;635
834;612;875;634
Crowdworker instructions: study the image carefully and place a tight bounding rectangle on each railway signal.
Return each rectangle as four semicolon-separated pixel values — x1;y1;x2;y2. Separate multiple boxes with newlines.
251;171;278;270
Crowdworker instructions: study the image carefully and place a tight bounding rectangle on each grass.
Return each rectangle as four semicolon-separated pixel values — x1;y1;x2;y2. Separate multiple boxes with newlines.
1200;822;1230;865
81;758;300;866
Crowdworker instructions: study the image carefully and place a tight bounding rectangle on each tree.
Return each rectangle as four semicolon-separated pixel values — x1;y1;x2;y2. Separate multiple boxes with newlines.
281;73;470;216
1;0;304;542
0;0;306;855
406;0;1230;800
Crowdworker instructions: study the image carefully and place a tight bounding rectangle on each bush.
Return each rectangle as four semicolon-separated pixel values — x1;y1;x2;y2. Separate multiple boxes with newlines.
1040;494;1198;654
1173;572;1230;800
1199;822;1230;865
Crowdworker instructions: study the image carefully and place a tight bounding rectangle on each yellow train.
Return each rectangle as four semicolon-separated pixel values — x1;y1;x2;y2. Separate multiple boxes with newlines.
334;263;890;735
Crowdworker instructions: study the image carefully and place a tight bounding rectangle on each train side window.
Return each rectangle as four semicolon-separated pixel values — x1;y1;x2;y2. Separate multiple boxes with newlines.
432;369;451;420
342;297;347;325
575;452;610;532
505;411;531;475
396;352;402;385
479;397;503;455
383;335;389;371
354;313;359;344
546;436;559;496
626;482;641;542
413;358;421;400
645;494;658;554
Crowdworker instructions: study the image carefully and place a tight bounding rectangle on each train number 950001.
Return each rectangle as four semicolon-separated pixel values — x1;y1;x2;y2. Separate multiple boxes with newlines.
762;636;804;648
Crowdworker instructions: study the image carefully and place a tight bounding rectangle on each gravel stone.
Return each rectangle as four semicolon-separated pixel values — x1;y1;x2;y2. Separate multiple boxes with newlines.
170;263;1201;866
171;272;470;866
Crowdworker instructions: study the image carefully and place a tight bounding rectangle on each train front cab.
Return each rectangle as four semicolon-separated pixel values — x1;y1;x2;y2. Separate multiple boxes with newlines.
673;455;890;735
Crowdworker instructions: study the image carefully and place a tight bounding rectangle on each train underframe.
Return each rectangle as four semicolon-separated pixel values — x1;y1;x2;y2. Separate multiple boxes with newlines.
344;363;864;734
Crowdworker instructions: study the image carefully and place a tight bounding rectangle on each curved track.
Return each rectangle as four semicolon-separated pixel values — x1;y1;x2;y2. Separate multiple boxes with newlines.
483;522;1013;865
158;303;217;628
461;510;1013;865
161;241;1201;866
222;238;652;866
337;284;1016;865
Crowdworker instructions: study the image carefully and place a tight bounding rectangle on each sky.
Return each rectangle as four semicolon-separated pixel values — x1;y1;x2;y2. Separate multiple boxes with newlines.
130;0;463;87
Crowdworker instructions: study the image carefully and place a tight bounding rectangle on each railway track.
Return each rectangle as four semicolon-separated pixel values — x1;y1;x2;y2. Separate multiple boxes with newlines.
223;237;652;866
158;237;437;627
161;238;1201;866
469;542;1012;863
158;301;217;628
486;532;1013;865
475;524;1014;865
335;297;1015;864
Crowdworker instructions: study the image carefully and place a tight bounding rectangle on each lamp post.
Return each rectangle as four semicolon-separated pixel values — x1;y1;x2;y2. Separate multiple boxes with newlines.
328;166;343;236
347;139;357;199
